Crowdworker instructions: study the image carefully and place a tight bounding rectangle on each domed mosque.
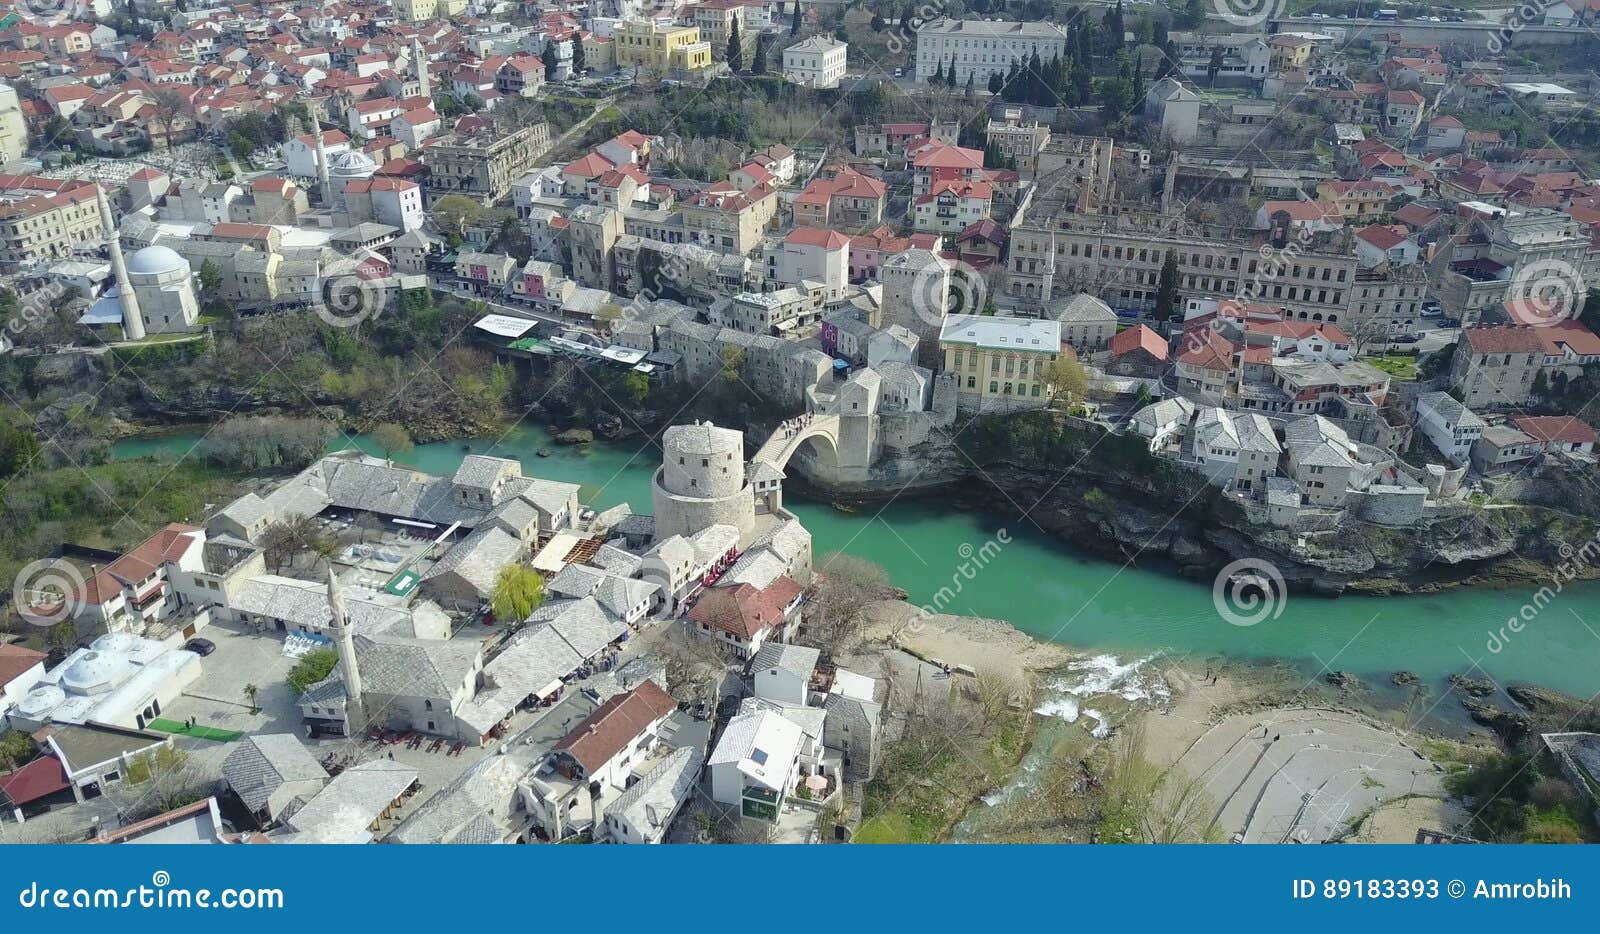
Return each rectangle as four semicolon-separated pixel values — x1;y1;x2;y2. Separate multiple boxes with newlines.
326;148;378;211
124;244;200;334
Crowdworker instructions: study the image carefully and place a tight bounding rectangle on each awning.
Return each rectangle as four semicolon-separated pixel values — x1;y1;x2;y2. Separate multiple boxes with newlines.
533;679;564;700
473;314;536;338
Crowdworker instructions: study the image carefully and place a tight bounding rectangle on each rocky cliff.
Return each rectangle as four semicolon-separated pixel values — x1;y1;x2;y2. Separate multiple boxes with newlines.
789;430;1600;597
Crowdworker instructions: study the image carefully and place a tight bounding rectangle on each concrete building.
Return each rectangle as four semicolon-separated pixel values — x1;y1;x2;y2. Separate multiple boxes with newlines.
938;314;1062;411
914;18;1067;85
614;21;712;74
783;36;847;89
1413;391;1484;466
1144;78;1201;145
424;123;551;205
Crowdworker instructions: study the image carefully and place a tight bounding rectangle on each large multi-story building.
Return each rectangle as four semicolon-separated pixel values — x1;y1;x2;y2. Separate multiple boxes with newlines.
691;0;752;61
938;314;1062;411
0;176;107;270
1167;32;1271;85
1005;207;1356;324
614;21;713;74
914;18;1068;85
424;124;551;204
1434;208;1591;325
680;179;778;255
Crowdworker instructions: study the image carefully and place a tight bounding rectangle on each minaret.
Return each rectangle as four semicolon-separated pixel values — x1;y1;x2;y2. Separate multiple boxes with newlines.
412;37;431;100
97;185;144;341
325;563;367;735
313;121;331;207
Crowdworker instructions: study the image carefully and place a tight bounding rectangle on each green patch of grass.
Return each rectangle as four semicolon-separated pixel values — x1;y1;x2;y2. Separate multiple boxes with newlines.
854;811;927;844
147;719;242;742
1362;354;1419;380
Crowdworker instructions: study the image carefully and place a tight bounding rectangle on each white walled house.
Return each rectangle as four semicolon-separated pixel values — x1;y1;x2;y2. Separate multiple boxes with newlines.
751;643;820;706
1414;391;1484;466
783;36;847;89
707;709;809;821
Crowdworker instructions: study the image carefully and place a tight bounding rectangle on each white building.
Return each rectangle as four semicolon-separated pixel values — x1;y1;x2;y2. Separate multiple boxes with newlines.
914;18;1067;85
1414;391;1484;467
285;129;352;181
783;36;847;89
7;632;202;733
124;244;201;335
707;708;809;821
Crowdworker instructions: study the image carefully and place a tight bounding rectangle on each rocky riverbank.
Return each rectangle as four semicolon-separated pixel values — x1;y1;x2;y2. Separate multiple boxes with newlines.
788;434;1600;597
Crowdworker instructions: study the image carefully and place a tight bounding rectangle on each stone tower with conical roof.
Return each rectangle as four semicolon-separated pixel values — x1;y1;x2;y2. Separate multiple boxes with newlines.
96;185;144;341
325;562;367;735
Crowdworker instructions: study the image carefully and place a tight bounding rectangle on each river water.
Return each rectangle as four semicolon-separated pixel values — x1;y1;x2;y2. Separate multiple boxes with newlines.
113;425;1600;697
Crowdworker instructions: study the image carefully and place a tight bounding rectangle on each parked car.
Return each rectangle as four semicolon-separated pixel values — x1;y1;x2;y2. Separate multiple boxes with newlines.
1391;335;1421;344
1438;317;1461;328
183;638;216;656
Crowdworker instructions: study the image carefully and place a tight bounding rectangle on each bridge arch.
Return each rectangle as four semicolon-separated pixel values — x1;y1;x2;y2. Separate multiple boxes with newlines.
751;414;842;473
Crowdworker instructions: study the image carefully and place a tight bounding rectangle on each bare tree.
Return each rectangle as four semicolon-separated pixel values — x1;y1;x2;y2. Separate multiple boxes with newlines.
805;553;896;654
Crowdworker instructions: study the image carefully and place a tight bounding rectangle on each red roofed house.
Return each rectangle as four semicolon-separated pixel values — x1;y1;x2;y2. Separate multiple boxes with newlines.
908;140;985;196
766;225;850;292
1450;327;1548;408
1512;415;1597;455
526;679;680;841
1107;324;1169;378
1383;89;1426;136
67;523;247;636
792;165;887;228
912;179;992;235
1354;224;1419;268
686;578;803;659
1176;328;1239;398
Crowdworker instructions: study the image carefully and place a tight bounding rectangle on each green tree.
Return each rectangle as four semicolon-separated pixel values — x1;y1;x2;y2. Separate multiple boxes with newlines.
1051;354;1091;403
287;648;339;695
792;0;802;34
229;131;254;160
243;683;259;713
0;729;35;770
198;258;221;295
0;417;39;478
1206;46;1223;85
432;194;485;239
988;71;1003;94
871;12;884;30
1155;251;1179;323
751;34;768;74
624;370;650;404
572;36;586;76
491;564;546;621
370;421;413;462
727;19;743;72
544;39;559;81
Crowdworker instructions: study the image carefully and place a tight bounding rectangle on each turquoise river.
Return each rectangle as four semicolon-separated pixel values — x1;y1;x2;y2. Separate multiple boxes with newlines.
113;425;1600;699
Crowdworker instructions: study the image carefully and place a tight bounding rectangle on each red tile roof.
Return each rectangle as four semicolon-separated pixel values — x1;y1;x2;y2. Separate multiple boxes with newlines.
553;680;676;774
785;226;849;249
1177;329;1237;371
687;578;801;640
0;643;45;688
1109;324;1168;362
1462;326;1547;354
1513;415;1597;445
0;756;70;806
